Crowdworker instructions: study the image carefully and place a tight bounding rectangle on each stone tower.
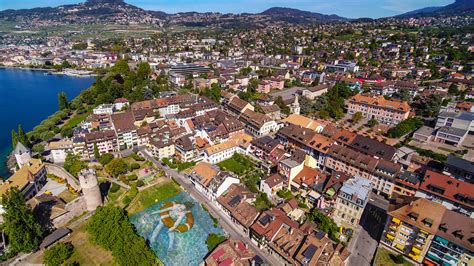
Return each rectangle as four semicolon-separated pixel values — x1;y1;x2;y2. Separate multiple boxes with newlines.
291;95;300;115
78;168;102;211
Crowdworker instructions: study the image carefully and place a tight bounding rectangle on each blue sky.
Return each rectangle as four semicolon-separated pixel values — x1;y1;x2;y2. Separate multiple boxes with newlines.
0;0;454;18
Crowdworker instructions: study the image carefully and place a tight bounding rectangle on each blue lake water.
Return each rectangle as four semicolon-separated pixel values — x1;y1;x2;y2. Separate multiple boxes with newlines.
0;68;95;178
130;192;225;266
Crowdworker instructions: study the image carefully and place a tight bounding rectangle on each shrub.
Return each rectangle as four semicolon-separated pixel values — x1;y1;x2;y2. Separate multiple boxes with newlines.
87;206;158;265
105;158;128;178
126;174;138;181
131;153;145;161
130;163;140;171
206;233;227;252
386;117;423;138
136;180;145;187
43;242;74;266
99;153;114;165
109;183;120;193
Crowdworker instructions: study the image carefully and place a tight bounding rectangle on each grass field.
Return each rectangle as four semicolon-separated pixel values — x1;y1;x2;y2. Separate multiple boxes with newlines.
374;247;413;266
217;154;254;175
62;111;90;129
126;179;181;215
65;223;116;266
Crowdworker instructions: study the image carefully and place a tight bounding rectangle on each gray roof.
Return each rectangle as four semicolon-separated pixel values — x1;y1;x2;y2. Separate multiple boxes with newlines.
414;126;435;137
13;142;30;155
437;126;468;137
439;111;474;122
40;227;71;249
446;155;474;174
339;175;371;202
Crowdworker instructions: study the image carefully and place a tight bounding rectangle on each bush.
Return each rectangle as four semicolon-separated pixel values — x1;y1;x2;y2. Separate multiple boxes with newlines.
131;153;145;161
367;118;379;128
105;158;128;178
386;117;423;138
43;242;74;266
206;233;227;252
126;174;138;181
87;206;158;265
136;180;145;187
99;153;114;165
109;183;120;193
130;163;140;171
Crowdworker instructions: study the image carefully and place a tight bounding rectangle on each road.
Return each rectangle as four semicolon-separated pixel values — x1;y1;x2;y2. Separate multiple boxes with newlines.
348;192;389;266
140;150;284;266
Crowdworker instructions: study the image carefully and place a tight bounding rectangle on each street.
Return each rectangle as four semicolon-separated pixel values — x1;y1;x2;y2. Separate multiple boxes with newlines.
140;150;284;266
348;192;389;266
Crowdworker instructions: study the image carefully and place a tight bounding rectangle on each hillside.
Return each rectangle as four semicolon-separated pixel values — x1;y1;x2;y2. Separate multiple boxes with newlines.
398;0;473;17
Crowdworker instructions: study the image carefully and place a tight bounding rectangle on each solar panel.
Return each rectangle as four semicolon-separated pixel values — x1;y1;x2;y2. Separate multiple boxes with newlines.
228;195;242;207
302;244;317;260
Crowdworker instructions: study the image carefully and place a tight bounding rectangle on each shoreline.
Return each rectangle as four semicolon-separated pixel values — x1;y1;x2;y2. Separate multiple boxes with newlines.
0;65;98;77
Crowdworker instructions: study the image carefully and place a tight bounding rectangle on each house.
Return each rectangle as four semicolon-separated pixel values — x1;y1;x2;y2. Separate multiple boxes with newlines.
278;151;305;190
260;173;285;198
282;114;325;132
217;184;259;235
250;136;284;162
298;84;330;100
294;231;350;266
348;135;397;161
436;111;474;133
0;159;47;200
175;135;197;162
48;140;74;163
444;155;474;183
250;208;303;264
149;138;175;161
382;198;445;264
114;98;129;111
13;142;31;168
347;94;410;125
257;81;271;94
239;109;278;137
227;96;254;116
111;111;138;149
204;239;257;266
93;104;115;115
415;170;473;217
332;175;371;228
258;105;281;120
202;133;252;164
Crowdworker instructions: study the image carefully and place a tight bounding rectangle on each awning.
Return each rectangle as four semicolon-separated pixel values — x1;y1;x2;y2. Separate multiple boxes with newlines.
412;247;421;254
386;234;395;240
392;217;401;224
395;244;405;251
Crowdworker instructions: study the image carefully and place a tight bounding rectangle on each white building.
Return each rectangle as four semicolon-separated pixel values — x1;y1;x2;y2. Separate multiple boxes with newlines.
48;140;74;163
93;104;115;115
13;142;31;168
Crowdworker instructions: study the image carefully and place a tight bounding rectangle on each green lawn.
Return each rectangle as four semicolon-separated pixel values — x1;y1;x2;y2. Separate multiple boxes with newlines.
126;180;181;215
62;111;90;129
374;247;413;266
217;154;254;175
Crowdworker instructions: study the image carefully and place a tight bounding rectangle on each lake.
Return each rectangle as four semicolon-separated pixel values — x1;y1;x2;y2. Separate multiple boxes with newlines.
0;68;95;178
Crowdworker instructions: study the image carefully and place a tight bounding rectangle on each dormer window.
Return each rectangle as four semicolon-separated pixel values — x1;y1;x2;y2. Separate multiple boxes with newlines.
453;230;464;240
438;223;447;232
422;218;433;228
408;212;419;221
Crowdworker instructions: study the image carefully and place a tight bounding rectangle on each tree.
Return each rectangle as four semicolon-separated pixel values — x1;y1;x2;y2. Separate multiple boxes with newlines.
111;59;130;76
2;188;43;254
206;234;227;252
448;84;459;96
105;158;128;178
43;242;74;266
32;143;45;154
386;118;424;138
18;124;29;147
64;153;86;177
352;112;362;124
87;206;157;266
367;118;379;128
58;92;69;111
99;153;114;166
93;143;100;160
275;96;290;115
11;129;19;149
136;62;152;81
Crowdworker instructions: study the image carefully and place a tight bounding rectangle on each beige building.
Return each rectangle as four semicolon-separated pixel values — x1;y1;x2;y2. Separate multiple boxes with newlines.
347;93;410;125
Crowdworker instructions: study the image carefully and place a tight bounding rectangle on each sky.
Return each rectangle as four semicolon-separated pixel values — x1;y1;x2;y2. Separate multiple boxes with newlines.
0;0;454;18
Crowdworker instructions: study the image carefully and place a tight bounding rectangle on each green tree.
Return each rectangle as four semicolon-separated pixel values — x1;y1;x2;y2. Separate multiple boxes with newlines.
105;158;128;178
58;92;69;110
93;143;100;160
11;129;19;149
136;62;152;80
99;153;114;166
111;59;130;76
275;96;290;115
206;234;227;252
43;242;74;266
367;118;379;128
64;153;86;177
32;143;45;154
2;188;43;254
352;112;363;124
18;124;29;147
87;206;157;266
